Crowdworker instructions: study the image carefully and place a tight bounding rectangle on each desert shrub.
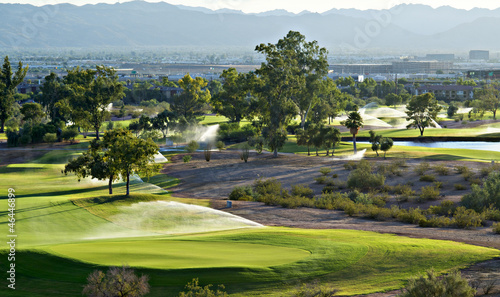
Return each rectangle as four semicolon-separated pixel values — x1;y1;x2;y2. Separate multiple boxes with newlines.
348;190;372;205
454;165;469;174
419;216;453;228
347;161;385;190
291;184;314;198
433;181;443;189
418;186;440;202
453;206;484;229
43;133;57;144
428;200;457;216
336;181;347;189
292;280;338;297
183;155;192;163
371;195;388;207
462;170;475;181
178;278;228;297
469;178;481;186
461;172;500;212
314;176;330;184
229;186;254;201
239;143;250;163
482;206;500;221
493;222;500;234
398;269;475;297
433;164;449;175
321;185;336;194
314;193;352;210
279;196;315;209
480;163;500;177
319;167;332;176
254;178;282;197
216;140;225;151
397;208;426;224
343;161;357;170
394;185;416;204
454;183;467;190
204;143;212;162
415;162;430;175
83;266;150;297
419;174;436;182
186;140;199;153
377;163;403;176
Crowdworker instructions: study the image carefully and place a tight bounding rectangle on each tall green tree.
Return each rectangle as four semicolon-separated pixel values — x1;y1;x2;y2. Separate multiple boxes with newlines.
20;102;45;124
40;72;71;122
254;31;325;157
65;66;124;140
322;126;341;156
0;56;28;132
172;73;211;122
210;68;251;123
342;111;363;154
475;84;500;119
405;93;442;136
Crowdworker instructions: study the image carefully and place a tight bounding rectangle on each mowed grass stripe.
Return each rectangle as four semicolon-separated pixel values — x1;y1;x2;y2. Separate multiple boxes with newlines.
47;240;311;269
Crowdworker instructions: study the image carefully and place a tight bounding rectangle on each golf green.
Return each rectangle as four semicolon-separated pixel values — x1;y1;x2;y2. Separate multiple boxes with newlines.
47;239;311;269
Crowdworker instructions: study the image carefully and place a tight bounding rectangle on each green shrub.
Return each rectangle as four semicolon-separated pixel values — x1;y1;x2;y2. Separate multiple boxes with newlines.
454;184;467;190
433;181;443;189
239;143;250;163
216;140;225;152
292;281;337;297
178;278;228;297
419;216;453;228
462;172;500;212
7;130;20;147
418;186;440;202
314;176;331;185
186;140;199;153
419;174;436;182
482;206;500;221
493;222;500;234
291;184;314;198
43;133;57;144
347;161;385;190
348;190;372;205
62;127;79;143
433;164;449;175
183;155;192;163
428;200;457;216
319;167;332;176
480;164;500;177
469;178;481;186
398;269;475;297
415;162;430;175
331;173;338;178
229;186;254;201
343;161;357;170
321;185;336;194
454;165;469;174
254;178;282;197
397;208;426;224
453;207;484;229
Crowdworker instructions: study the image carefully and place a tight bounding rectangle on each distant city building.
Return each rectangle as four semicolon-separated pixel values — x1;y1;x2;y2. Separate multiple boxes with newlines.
330;64;391;74
467;69;500;79
416;85;476;101
469;50;489;60
391;61;453;74
425;54;455;61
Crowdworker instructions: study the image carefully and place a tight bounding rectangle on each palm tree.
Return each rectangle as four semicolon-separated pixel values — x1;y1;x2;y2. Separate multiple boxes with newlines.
342;111;364;154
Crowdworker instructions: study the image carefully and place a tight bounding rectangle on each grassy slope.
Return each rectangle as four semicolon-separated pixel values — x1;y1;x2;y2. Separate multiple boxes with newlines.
0;147;499;296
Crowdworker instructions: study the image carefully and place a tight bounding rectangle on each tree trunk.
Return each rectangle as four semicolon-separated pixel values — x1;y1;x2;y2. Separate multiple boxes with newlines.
95;126;100;140
326;149;329;156
273;148;278;158
353;135;357;154
108;175;113;195
307;146;310;156
420;129;424;136
384;151;387;159
316;148;319;156
126;170;130;196
494;110;497;120
0;120;5;133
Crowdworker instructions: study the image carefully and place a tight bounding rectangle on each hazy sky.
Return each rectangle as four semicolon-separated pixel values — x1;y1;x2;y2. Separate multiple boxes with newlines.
1;0;500;12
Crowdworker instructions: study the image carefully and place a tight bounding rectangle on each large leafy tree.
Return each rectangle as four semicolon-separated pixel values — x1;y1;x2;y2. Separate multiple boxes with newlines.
20;102;45;124
255;31;326;157
0;56;28;132
40;72;71;122
65;66;125;140
342;110;363;154
172;73;211;122
474;84;500;119
405;93;442;136
210;68;251;123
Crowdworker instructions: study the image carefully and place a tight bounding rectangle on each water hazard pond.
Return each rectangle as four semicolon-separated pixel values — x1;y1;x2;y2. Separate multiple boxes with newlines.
357;141;500;152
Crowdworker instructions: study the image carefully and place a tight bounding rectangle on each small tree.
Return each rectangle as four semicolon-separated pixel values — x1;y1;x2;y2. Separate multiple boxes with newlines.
398;269;475;297
43;133;57;145
369;130;382;157
342;110;363;154
216;140;225;152
186;140;199;153
380;137;394;159
204;142;212;162
406;93;442;136
322;126;341;156
240;143;250;163
62;126;79;143
83;265;150;297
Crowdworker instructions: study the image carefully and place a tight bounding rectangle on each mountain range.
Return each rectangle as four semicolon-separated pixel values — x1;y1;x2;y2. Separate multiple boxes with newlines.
1;1;500;52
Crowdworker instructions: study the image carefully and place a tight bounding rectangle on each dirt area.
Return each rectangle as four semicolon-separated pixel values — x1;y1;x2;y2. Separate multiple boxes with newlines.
164;151;500;296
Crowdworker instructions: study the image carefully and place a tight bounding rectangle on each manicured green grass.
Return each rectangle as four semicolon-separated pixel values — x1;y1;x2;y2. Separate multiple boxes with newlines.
1;149;499;296
0;132;6;140
199;114;230;125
